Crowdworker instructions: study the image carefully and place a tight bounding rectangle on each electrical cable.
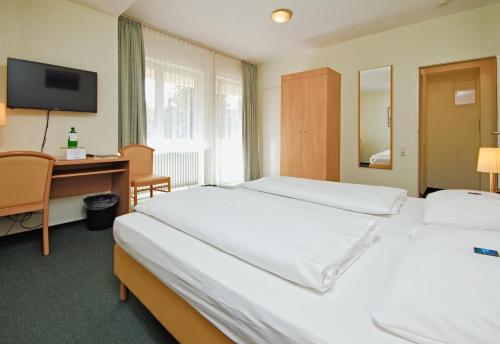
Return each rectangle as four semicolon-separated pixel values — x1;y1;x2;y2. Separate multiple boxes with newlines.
20;212;42;230
41;109;54;153
1;211;43;238
1;214;20;238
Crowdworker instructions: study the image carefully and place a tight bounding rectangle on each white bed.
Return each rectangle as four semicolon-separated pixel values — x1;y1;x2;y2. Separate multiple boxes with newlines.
114;187;424;344
369;149;391;165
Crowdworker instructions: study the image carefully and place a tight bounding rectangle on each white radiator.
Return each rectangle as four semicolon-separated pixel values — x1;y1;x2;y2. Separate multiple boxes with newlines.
153;151;201;189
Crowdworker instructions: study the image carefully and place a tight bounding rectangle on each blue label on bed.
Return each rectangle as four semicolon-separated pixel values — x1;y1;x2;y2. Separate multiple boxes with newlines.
474;247;499;257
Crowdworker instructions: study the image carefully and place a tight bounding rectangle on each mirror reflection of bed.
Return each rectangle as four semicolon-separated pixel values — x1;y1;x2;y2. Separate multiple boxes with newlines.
359;65;392;169
369;149;391;168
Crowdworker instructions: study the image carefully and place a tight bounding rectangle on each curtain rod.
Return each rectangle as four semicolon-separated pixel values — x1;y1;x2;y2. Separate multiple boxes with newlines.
121;14;247;63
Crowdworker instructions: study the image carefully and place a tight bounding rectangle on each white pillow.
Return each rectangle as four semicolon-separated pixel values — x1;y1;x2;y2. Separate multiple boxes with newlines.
424;189;500;230
241;176;407;215
373;225;500;344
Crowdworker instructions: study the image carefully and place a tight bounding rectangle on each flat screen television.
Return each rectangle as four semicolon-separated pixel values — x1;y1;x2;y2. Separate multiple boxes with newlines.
7;58;98;113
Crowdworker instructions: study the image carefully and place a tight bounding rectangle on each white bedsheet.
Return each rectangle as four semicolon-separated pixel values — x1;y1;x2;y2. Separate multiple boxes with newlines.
114;194;424;344
135;187;378;291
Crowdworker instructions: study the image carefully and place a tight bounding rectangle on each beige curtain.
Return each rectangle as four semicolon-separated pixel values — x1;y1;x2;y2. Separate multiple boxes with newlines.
118;16;147;147
242;62;260;181
214;55;244;185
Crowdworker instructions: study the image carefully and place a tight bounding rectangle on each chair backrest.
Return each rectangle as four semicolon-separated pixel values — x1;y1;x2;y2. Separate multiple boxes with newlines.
119;144;154;177
0;151;55;210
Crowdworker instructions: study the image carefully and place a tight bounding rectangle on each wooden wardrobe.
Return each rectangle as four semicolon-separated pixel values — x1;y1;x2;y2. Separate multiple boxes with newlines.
280;67;341;181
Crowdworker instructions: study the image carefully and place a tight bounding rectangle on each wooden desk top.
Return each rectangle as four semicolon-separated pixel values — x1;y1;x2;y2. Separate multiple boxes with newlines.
54;157;129;166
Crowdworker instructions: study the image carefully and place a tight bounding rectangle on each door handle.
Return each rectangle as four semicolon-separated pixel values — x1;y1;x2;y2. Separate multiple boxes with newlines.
492;132;500;135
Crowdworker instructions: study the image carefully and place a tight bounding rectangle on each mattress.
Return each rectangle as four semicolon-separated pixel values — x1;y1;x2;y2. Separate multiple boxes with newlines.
114;193;424;344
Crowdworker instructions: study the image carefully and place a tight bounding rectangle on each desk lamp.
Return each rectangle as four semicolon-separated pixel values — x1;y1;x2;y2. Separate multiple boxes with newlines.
477;147;500;192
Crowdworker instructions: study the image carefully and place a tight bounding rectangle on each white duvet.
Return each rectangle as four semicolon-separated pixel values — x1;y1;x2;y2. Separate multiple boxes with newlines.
241;176;407;215
135;187;378;292
373;225;500;344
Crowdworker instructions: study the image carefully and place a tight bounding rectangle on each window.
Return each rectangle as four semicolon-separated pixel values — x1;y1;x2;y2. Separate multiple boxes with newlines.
143;27;243;188
146;62;200;150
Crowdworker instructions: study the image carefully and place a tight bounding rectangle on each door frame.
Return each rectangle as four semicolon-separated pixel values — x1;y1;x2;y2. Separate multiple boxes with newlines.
418;56;498;195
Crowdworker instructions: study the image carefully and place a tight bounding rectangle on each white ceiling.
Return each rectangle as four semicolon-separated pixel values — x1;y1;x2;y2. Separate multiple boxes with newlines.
71;0;500;63
70;0;135;16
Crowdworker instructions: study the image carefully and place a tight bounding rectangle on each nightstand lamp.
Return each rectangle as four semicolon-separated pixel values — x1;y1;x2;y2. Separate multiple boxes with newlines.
0;103;6;126
477;147;500;192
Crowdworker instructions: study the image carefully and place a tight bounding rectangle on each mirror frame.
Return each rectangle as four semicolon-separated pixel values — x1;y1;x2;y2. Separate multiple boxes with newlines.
358;65;393;170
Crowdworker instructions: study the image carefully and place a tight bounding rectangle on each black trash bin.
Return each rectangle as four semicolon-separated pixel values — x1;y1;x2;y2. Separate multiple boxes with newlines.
83;193;119;231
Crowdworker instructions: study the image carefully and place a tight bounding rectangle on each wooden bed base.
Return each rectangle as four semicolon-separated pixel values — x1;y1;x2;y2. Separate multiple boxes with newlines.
114;244;233;343
369;163;391;169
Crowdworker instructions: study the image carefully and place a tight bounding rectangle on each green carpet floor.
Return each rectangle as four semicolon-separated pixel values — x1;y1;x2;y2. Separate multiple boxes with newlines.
0;222;178;344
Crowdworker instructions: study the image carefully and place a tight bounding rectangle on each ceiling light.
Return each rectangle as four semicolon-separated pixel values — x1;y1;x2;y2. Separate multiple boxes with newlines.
271;9;292;24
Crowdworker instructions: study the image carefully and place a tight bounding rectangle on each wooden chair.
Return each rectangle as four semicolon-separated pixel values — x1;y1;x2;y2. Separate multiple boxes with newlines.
0;151;55;256
119;144;171;206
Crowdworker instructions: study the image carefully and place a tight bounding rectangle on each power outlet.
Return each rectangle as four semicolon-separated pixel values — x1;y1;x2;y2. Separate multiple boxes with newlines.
399;145;408;157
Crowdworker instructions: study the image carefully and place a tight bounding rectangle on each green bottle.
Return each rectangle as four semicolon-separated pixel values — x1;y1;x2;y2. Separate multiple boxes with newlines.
68;127;78;148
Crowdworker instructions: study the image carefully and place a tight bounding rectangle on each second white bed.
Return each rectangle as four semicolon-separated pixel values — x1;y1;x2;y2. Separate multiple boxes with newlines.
114;191;424;344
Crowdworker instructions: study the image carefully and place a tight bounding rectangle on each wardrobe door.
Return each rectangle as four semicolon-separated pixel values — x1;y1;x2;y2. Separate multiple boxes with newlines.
301;74;328;180
326;70;341;181
281;78;303;177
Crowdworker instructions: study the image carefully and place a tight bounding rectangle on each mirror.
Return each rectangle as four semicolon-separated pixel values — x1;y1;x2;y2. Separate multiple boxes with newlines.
358;65;393;169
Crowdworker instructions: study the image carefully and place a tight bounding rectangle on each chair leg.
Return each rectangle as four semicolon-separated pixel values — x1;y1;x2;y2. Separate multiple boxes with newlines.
133;186;138;206
42;209;49;256
167;177;171;192
150;185;154;198
119;282;128;302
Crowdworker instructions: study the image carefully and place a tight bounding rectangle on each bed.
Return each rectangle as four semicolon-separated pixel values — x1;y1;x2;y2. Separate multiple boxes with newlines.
369;149;391;168
113;178;424;344
114;179;500;344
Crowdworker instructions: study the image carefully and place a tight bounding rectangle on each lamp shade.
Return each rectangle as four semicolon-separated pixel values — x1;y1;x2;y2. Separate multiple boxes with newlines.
0;103;5;126
477;147;500;173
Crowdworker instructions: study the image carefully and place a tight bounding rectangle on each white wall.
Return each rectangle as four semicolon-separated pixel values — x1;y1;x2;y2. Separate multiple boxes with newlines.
0;0;118;234
258;4;500;196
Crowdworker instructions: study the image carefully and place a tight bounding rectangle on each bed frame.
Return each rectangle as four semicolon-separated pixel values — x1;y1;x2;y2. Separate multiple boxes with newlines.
114;244;233;343
369;163;391;169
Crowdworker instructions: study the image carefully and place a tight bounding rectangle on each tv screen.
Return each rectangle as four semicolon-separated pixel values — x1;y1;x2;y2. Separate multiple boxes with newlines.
7;58;97;113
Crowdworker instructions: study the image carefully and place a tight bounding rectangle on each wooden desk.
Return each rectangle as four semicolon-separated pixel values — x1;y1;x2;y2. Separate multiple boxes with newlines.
51;157;130;216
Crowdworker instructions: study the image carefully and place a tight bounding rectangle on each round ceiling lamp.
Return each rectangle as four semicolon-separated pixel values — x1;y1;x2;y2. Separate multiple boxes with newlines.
271;9;293;24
